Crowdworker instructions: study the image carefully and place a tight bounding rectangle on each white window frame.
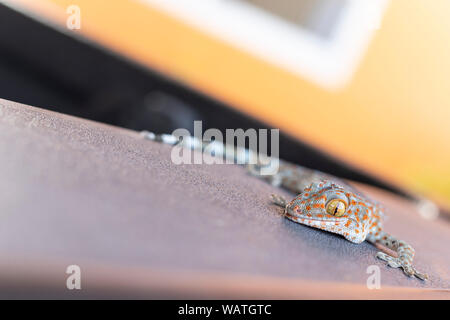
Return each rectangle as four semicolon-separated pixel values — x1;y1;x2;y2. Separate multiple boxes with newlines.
139;0;389;89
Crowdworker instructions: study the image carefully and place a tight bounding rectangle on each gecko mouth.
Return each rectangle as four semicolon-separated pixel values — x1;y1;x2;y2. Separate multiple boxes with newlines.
285;213;366;243
285;212;357;224
285;213;342;223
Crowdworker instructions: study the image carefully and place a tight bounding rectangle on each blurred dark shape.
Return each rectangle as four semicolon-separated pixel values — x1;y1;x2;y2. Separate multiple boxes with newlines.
135;91;200;133
86;88;200;133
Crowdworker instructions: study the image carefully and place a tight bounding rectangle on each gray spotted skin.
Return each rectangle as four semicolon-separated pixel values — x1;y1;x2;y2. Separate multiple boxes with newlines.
271;176;428;280
252;163;428;280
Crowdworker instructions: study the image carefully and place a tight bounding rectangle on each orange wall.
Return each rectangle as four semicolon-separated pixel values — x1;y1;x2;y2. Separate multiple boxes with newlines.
12;0;450;206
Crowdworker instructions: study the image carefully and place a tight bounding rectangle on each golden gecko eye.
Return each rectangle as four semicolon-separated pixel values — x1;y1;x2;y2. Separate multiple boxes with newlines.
326;199;347;217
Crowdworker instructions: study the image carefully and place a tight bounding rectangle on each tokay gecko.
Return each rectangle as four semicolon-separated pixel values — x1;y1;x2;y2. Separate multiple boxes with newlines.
142;131;428;280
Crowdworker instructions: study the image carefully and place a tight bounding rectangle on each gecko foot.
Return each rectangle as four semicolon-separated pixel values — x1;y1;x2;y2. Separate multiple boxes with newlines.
270;194;289;217
271;194;288;207
376;252;428;280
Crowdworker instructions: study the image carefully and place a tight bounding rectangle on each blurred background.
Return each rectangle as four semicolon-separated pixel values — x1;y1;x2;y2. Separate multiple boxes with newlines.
0;0;449;209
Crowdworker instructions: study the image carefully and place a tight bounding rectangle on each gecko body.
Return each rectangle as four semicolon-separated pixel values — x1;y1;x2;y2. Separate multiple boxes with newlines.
264;162;428;280
142;131;428;280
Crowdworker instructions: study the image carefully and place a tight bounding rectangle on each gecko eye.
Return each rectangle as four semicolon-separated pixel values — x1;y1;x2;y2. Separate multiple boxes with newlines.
326;199;347;217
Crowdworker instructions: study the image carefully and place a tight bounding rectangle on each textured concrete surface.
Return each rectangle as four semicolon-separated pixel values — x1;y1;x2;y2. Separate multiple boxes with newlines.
0;99;448;298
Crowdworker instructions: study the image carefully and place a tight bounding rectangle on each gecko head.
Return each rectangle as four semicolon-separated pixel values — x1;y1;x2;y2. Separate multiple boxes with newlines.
285;180;381;244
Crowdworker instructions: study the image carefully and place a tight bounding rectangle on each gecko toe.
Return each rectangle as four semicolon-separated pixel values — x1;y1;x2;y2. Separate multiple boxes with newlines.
412;268;428;281
402;267;415;277
376;252;394;263
387;260;401;268
401;263;428;280
377;252;403;269
376;252;388;261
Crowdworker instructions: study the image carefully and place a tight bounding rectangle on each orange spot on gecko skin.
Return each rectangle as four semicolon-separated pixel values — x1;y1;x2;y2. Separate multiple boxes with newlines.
313;204;321;209
347;209;352;214
316;214;323;218
301;200;306;204
335;222;340;226
345;193;351;197
306;206;311;211
304;193;309;197
345;220;352;227
351;200;356;205
355;229;360;234
362;215;368;221
320;204;325;209
306;213;312;217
